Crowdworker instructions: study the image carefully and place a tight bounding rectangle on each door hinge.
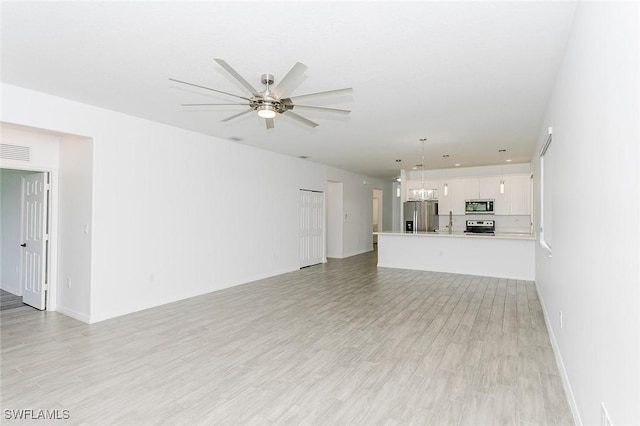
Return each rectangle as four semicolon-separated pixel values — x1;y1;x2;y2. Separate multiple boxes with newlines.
44;283;49;290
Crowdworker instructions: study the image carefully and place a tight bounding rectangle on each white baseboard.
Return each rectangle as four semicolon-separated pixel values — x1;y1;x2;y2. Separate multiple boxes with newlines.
536;284;583;426
55;305;91;324
0;282;22;296
89;266;298;324
341;248;374;259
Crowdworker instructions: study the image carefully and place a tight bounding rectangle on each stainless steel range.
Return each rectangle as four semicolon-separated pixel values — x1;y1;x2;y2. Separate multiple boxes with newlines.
465;220;495;235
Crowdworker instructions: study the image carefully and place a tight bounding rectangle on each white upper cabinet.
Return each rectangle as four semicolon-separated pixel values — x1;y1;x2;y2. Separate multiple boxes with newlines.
479;176;500;199
461;176;501;199
508;174;531;215
404;164;531;216
463;178;479;199
437;179;465;215
494;177;511;215
411;174;530;216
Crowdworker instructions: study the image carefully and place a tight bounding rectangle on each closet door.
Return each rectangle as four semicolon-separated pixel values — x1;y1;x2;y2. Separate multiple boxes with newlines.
299;189;324;267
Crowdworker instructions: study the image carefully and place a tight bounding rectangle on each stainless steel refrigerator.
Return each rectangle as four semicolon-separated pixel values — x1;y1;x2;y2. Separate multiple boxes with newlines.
404;200;439;233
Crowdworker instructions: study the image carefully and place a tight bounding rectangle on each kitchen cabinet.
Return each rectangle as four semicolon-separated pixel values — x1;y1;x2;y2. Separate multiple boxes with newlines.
438;179;465;215
492;174;531;215
464;176;500;199
463;179;480;199
508;174;531;215
494;178;510;215
479;176;500;199
406;173;530;216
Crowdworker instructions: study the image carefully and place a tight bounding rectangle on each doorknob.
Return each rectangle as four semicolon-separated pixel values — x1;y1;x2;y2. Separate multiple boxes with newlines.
20;243;26;247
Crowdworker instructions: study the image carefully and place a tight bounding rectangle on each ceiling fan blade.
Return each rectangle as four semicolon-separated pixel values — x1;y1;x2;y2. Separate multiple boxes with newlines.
169;78;251;101
265;118;275;129
181;103;247;107
272;62;308;99
221;108;254;123
290;105;351;115
282;111;319;128
289;87;353;102
214;58;260;96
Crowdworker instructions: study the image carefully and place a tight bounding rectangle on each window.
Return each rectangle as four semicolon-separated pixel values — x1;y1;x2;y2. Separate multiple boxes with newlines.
539;130;553;253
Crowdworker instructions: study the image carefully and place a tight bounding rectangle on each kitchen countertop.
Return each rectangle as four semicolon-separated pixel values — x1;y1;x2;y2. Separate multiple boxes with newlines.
374;231;536;241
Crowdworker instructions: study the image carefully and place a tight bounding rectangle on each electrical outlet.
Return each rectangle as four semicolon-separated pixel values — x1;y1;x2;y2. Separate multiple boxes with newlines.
66;278;71;288
601;402;612;426
559;311;563;329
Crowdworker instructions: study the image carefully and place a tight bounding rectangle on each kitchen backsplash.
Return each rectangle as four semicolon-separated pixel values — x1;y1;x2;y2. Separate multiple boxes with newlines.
438;214;532;234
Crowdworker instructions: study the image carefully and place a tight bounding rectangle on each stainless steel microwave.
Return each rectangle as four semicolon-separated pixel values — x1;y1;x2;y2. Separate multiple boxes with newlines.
465;199;494;214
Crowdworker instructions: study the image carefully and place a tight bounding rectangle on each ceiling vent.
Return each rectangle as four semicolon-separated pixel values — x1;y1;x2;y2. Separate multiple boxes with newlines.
0;144;31;162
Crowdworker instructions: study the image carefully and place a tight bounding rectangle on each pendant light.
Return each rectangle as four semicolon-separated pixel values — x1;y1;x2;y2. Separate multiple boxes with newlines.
499;149;507;194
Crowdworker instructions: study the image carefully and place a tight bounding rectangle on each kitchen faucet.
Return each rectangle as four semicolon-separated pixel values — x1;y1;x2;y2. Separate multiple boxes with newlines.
446;210;453;234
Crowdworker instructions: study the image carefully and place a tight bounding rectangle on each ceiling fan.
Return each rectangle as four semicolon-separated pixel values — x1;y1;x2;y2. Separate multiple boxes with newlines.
170;58;353;129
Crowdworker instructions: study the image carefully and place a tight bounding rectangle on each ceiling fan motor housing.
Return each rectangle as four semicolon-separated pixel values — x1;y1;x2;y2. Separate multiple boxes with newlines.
249;94;293;115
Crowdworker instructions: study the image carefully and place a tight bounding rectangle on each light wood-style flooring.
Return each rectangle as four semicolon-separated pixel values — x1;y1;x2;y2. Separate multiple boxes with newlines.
1;252;573;425
0;289;27;312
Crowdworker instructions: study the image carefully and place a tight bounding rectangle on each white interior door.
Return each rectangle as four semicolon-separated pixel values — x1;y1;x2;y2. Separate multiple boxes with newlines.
299;189;324;268
21;172;48;310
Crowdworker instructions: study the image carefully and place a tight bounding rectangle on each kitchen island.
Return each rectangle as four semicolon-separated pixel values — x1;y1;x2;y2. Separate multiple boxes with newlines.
374;231;535;280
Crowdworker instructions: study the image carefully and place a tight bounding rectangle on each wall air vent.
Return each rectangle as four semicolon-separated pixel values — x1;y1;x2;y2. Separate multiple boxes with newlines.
1;144;31;162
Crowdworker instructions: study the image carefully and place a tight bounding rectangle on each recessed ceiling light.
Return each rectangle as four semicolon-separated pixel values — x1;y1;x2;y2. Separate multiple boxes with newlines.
506;159;512;162
455;163;461;167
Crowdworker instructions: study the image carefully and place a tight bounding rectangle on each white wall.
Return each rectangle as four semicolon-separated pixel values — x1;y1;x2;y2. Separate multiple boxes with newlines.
326;181;343;258
56;134;93;321
2;83;391;323
391;181;401;232
532;2;639;425
326;168;386;257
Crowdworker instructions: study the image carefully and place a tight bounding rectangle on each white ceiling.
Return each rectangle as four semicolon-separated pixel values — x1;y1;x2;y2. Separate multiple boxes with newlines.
1;1;576;179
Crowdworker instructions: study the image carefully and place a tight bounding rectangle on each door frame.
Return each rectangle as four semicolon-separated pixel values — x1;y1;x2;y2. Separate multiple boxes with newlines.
2;165;58;311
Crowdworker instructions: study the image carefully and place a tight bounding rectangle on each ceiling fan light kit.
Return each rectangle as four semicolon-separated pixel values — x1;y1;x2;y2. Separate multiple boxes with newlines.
257;105;277;119
171;58;352;129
